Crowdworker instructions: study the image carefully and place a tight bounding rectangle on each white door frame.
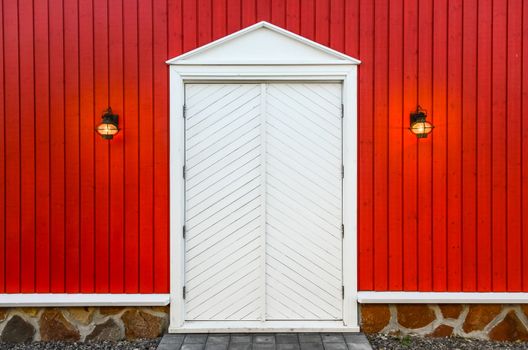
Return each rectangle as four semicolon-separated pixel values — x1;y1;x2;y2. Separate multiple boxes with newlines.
167;21;360;333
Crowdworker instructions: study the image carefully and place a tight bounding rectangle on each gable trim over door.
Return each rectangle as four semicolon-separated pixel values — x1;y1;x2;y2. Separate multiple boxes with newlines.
167;21;360;333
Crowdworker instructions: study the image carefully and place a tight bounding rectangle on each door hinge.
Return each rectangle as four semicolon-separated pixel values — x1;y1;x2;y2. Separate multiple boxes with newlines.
341;165;344;178
183;104;186;119
342;224;345;238
342;286;345;299
183;165;186;179
341;104;344;118
183;225;186;239
183;286;186;299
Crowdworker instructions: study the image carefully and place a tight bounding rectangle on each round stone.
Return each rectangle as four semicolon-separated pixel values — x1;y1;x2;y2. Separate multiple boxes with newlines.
360;304;391;333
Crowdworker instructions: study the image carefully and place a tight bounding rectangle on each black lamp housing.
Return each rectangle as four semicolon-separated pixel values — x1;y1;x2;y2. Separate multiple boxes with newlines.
96;107;120;140
409;105;434;138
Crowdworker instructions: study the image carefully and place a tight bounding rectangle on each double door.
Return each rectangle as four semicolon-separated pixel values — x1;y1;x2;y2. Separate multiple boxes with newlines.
183;82;343;322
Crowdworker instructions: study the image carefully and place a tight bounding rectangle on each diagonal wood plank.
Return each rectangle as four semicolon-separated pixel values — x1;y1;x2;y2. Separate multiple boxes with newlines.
185;83;262;321
265;83;343;321
184;82;343;322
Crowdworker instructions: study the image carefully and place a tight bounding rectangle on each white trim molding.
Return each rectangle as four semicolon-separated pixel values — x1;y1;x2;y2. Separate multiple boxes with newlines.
167;21;360;332
0;294;170;307
169;321;360;333
358;292;528;304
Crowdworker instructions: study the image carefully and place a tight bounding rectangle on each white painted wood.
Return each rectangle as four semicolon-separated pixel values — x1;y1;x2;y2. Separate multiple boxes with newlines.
184;83;343;323
168;21;360;333
258;83;268;322
184;83;262;321
357;292;528;304
166;22;360;65
169;68;186;329
342;67;358;327
169;320;360;333
0;294;169;307
265;83;343;321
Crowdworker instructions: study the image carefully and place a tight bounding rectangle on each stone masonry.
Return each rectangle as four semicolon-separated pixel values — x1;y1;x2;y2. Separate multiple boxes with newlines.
360;304;528;342
0;306;168;342
0;304;527;342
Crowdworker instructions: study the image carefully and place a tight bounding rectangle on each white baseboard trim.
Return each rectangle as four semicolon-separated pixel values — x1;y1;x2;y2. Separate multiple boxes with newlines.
0;294;170;307
5;292;528;308
358;291;528;304
169;320;360;333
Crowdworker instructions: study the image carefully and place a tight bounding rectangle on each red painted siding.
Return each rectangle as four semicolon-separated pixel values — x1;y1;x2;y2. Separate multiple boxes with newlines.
0;0;527;293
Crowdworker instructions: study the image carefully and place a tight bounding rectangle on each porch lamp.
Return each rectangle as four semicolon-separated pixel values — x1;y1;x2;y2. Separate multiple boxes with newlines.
96;108;120;140
409;105;434;138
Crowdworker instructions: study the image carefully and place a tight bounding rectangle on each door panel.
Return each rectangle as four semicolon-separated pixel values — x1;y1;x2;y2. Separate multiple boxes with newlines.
184;84;262;321
184;82;342;322
265;83;343;320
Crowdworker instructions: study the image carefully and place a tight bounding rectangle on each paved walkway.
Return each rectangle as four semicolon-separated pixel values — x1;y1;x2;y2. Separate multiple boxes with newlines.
157;333;372;350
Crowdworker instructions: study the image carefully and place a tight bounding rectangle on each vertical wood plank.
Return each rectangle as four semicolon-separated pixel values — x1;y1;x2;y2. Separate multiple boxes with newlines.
241;0;256;27
4;0;22;294
477;0;493;292
197;0;212;46
153;0;170;293
4;0;21;293
491;0;508;291
0;0;6;293
387;0;403;291
256;0;271;21
109;0;125;293
168;0;183;57
64;0;80;293
212;0;227;39
271;0;286;27
182;0;197;51
432;0;448;291
523;0;528;292
344;0;359;58
461;0;478;291
329;0;344;52
315;0;330;46
49;0;65;293
34;0;51;293
402;0;418;291
506;0;523;292
446;0;463;291
357;0;374;290
285;0;300;34
226;0;241;34
122;0;139;293
19;0;36;292
417;0;433;291
94;0;110;293
372;0;388;291
300;0;315;40
79;0;95;293
123;0;140;293
138;0;155;293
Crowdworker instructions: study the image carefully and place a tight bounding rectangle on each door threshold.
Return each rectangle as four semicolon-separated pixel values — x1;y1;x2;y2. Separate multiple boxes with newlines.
169;320;360;333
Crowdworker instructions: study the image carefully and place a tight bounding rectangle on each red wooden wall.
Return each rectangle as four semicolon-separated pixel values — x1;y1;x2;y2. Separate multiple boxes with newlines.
0;0;527;293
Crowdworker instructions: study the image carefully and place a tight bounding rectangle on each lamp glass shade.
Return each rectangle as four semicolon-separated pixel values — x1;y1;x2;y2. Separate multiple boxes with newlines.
96;122;119;139
409;120;434;138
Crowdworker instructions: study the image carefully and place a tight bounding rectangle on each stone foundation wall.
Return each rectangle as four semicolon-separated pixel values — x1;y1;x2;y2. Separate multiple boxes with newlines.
360;304;528;341
0;306;168;342
2;304;527;342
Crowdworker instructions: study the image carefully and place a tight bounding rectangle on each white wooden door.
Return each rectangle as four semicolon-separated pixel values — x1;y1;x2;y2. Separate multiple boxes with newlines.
184;83;342;322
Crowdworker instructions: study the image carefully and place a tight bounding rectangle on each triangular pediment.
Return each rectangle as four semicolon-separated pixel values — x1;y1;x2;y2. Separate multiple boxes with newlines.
166;21;360;65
